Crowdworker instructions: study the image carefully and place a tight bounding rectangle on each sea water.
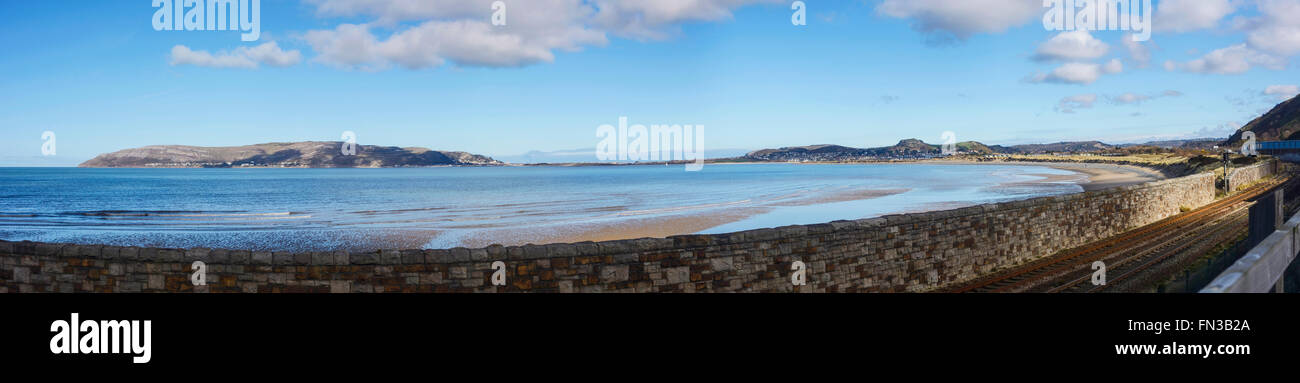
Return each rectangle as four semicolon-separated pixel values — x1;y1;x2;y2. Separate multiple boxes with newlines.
0;164;1084;251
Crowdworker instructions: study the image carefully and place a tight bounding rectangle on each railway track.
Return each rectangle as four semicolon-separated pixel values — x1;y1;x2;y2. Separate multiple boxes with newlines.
1050;208;1248;293
944;176;1291;293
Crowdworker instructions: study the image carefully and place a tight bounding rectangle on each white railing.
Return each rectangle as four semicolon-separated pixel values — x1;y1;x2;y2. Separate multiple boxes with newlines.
1200;212;1299;293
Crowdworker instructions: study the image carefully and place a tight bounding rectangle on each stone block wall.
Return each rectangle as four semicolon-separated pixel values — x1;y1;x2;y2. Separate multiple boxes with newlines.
1228;160;1277;192
0;173;1216;293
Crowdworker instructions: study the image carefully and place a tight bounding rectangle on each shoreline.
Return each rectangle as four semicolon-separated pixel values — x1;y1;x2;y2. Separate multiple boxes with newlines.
503;188;915;247
716;159;1168;192
920;160;1167;192
3;162;1168;250
471;162;1156;245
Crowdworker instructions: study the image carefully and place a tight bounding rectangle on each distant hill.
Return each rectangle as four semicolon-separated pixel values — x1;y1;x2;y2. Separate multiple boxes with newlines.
1006;141;1113;154
955;141;996;155
745;140;945;162
881;138;942;155
743;138;1131;162
496;147;753;164
1225;95;1300;145
1119;138;1220;150
79;142;502;168
746;144;863;159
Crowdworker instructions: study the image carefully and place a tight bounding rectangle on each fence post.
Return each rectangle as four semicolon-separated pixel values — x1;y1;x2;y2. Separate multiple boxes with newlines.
1248;189;1283;247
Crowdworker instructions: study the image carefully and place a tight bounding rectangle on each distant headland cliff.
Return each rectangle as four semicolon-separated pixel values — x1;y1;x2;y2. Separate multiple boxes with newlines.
78;142;503;168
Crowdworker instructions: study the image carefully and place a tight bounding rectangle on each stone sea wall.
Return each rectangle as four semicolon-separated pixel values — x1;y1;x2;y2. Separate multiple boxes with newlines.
1227;160;1277;192
0;172;1218;293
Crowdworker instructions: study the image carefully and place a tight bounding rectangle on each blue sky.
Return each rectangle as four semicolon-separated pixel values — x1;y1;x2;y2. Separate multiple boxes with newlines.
2;0;1299;165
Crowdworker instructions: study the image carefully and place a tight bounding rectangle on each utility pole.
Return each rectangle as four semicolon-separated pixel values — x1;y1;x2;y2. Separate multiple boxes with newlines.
1222;151;1232;195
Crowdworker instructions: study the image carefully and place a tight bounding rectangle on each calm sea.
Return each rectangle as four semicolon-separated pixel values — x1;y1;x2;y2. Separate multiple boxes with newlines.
0;164;1084;251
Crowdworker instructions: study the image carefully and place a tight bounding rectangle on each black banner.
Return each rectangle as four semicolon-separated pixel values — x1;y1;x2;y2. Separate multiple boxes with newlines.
2;294;1295;373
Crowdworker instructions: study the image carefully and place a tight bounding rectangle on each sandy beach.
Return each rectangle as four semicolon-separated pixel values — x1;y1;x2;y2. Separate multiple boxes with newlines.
901;159;1165;191
457;162;1163;246
1037;162;1166;191
466;210;765;247
708;160;1166;192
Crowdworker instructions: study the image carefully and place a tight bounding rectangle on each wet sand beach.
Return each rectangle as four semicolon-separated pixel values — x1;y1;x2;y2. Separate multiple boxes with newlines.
912;160;1165;191
468;162;1160;246
1038;162;1165;191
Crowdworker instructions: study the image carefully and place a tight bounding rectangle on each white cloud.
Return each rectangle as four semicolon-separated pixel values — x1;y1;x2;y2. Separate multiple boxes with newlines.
302;24;384;70
313;0;607;69
876;0;1040;41
242;42;304;67
1030;63;1097;84
1058;90;1181;113
303;0;605;70
171;45;255;69
305;0;490;24
1108;90;1181;105
1246;0;1300;56
1057;93;1097;113
1248;24;1300;56
1102;58;1123;74
1155;0;1237;32
307;0;776;35
169;42;302;69
1264;84;1300;100
1045;63;1102;84
306;0;605;47
304;21;581;70
1029;59;1122;85
1110;92;1150;105
1164;44;1287;74
591;0;781;40
1122;34;1153;68
298;0;774;70
1192;122;1240;139
1034;31;1109;61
